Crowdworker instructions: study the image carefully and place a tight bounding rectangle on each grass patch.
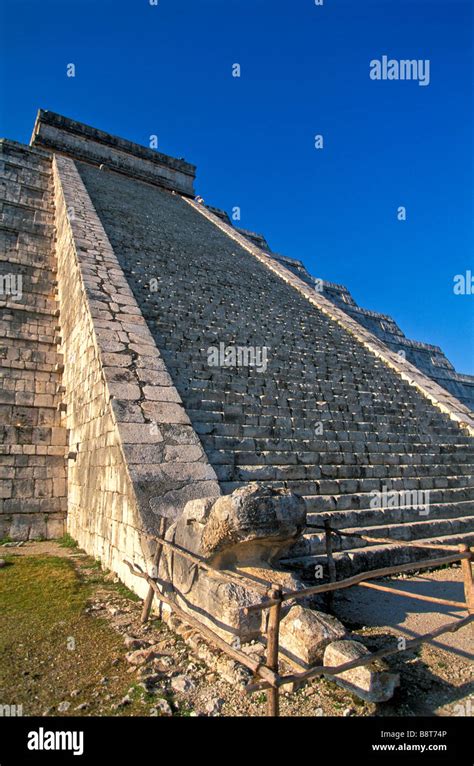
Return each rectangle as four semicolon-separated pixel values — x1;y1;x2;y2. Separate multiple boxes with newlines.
57;533;78;549
112;580;141;602
0;554;153;716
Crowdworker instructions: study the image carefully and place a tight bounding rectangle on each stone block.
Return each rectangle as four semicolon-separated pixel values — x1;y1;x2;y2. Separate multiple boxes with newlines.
323;640;400;702
279;606;347;665
197;484;306;567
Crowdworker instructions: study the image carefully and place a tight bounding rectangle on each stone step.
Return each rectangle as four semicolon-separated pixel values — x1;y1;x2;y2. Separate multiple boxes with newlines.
0;297;59;317
214;479;474;509
1;497;68;516
0;364;62;383
217;467;474;495
0;251;57;270
0;375;62;402
181;367;437;387
0;198;54;225
306;475;474;492
190;402;467;425
0;208;54;238
0;328;59;346
0;273;57;299
0;146;52;175
2;159;53;180
202;428;473;448
203;421;471;444
0;162;52;190
183;385;451;409
302;485;474;511
0;289;57;312
306;498;474;530
0;391;63;408
0;450;65;462
0;184;53;213
199;432;473;452
177;375;413;389
0;450;66;465
0;255;56;275
185;405;461;433
213;460;474;484
1;330;59;353
204;448;474;472
0;423;68;446
183;392;462;416
0;474;67;500
0;444;67;459
281;530;474;580
0;306;60;333
0;345;62;369
212;458;474;483
181;368;436;387
0;403;64;427
295;512;474;556
180;369;442;389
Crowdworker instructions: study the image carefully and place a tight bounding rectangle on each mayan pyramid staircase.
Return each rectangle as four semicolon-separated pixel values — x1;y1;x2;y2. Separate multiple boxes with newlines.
0;140;67;540
72;159;474;581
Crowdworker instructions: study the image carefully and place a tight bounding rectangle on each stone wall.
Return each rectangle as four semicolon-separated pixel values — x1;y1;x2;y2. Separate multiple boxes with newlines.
53;154;220;594
0;140;67;540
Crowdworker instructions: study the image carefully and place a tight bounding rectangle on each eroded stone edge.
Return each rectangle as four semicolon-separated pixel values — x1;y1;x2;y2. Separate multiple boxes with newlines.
53;155;221;592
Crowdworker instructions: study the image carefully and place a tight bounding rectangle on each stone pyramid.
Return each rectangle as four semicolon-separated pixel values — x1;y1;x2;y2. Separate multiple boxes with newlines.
1;110;473;599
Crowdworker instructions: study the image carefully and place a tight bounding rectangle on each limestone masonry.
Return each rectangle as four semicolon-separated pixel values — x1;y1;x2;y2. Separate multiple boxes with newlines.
1;111;473;651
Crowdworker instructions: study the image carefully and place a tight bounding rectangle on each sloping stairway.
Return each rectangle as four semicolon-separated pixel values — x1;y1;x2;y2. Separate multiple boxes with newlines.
75;160;474;580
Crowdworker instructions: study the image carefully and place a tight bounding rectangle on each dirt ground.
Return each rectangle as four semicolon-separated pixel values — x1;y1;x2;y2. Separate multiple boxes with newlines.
0;541;472;718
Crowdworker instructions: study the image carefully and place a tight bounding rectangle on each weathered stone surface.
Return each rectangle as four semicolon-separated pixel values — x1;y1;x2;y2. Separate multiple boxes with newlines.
155;486;317;651
125;647;159;666
123;635;151;651
51;153;220;597
170;675;195;694
323;640;400;702
203;697;224;716
151;699;173;716
279;606;347;666
0;142;68;540
32;110;196;196
160;547;266;642
172;484;305;568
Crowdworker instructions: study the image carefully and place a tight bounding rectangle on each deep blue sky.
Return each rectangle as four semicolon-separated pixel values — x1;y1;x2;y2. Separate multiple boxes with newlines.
1;0;472;373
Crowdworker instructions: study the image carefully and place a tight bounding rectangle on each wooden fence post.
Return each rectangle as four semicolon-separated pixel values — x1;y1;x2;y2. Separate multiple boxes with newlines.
459;544;473;614
141;517;167;624
266;585;282;717
324;520;337;610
